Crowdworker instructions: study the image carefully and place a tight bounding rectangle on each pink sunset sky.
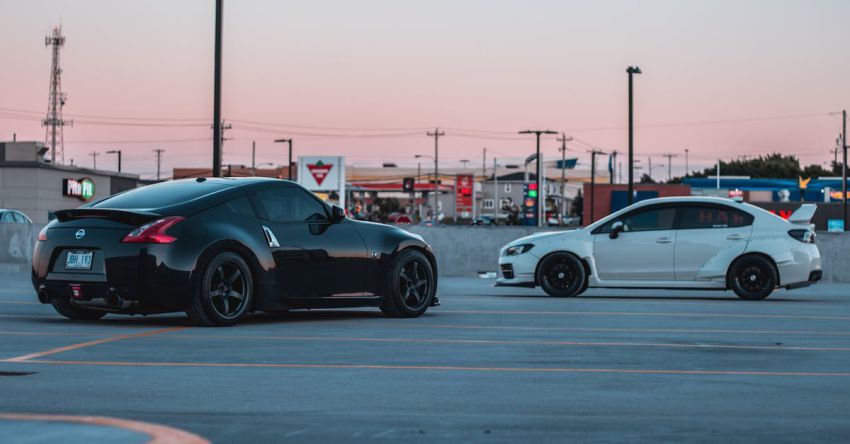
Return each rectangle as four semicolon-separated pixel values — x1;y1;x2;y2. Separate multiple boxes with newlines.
1;0;848;180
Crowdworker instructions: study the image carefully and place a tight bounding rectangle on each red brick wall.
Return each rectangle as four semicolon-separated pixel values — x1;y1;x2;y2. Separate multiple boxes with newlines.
581;184;691;225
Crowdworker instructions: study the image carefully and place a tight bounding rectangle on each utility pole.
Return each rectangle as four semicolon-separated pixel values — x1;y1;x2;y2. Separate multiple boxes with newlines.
154;149;164;181
588;149;607;224
662;153;678;181
251;140;256;176
427;128;444;215
685;149;689;177
519;129;558;226
105;149;122;172
494;157;499;218
557;133;573;222
610;151;617;184
482;148;487;179
90;151;99;170
43;25;71;164
274;138;294;180
626;66;642;205
843;109;847;231
212;0;224;177
648;156;653;180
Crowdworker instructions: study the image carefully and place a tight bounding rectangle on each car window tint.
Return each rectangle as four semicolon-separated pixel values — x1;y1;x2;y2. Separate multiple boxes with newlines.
13;212;29;223
621;208;676;232
92;180;230;209
0;212;14;223
228;197;256;218
255;189;327;222
678;206;753;229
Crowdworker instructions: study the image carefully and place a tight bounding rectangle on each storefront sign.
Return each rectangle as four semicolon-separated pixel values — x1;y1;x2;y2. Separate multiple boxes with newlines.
455;174;474;216
63;178;95;201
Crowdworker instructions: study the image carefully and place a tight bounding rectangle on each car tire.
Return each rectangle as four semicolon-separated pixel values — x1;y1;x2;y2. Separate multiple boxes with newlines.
186;252;254;327
537;252;587;298
729;255;776;301
50;298;107;321
380;249;435;318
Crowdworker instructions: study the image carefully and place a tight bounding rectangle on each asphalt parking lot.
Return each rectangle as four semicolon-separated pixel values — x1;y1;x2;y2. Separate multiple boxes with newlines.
1;272;849;443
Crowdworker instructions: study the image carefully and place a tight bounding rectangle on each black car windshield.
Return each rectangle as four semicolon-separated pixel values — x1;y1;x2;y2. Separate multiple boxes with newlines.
92;180;231;209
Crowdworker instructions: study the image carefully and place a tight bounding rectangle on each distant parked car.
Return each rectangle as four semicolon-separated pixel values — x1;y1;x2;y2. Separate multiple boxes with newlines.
0;209;33;224
471;216;495;226
498;197;821;300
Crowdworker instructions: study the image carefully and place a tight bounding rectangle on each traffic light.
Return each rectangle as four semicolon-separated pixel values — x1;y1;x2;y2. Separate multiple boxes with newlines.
402;177;415;192
527;183;538;198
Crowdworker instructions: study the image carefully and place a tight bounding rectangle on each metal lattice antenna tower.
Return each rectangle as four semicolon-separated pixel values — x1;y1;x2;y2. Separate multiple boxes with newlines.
43;25;72;164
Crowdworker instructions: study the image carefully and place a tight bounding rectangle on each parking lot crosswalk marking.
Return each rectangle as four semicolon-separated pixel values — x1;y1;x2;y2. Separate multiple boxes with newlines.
1;326;187;362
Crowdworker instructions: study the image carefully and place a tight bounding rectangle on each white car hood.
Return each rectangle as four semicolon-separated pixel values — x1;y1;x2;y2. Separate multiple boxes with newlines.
510;229;577;246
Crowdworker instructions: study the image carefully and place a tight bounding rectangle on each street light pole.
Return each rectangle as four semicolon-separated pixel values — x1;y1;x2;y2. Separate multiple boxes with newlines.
426;129;444;217
274;138;294;180
105;149;122;173
843;109;847;231
557;133;573;224
212;0;223;177
519;129;558;226
626;66;641;205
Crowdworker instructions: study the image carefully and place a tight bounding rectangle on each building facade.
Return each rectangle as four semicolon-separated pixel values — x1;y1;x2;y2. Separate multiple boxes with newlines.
0;141;139;225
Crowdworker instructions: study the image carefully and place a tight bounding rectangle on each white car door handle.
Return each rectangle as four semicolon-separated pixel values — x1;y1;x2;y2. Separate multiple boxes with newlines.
726;234;744;240
655;237;672;244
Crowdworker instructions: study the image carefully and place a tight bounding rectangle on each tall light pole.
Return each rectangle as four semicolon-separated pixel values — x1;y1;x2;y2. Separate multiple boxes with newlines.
212;0;223;177
626;66;642;205
105;149;122;173
426;129;444;216
274;138;293;180
557;133;573;223
416;154;435;217
843;109;847;231
153;149;164;181
519;129;558;226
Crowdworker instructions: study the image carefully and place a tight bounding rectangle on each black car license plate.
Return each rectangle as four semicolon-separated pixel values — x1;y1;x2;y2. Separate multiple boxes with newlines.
65;251;93;270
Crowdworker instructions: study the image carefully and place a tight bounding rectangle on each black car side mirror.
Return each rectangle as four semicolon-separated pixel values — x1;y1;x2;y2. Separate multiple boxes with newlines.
609;221;624;239
331;205;346;223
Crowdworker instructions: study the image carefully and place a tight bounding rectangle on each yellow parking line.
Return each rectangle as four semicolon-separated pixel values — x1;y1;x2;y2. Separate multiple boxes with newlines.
3;327;187;362
0;413;208;444
13;359;850;377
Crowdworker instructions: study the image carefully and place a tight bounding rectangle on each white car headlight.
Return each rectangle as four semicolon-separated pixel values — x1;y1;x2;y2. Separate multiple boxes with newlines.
504;244;534;256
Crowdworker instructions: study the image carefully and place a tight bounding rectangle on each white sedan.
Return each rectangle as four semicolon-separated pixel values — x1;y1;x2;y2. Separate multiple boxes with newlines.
497;197;822;300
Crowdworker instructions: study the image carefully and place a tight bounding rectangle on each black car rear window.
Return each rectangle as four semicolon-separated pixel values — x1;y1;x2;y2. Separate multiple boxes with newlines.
92;180;230;209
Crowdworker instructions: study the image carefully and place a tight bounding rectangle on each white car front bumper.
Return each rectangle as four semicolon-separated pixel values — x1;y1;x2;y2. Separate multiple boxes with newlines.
496;252;540;287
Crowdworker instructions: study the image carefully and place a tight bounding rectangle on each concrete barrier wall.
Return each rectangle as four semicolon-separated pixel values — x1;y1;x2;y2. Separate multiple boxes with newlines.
0;223;847;282
406;226;850;282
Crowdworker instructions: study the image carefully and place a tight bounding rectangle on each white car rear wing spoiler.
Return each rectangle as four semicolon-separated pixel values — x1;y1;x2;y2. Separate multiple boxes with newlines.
787;204;817;226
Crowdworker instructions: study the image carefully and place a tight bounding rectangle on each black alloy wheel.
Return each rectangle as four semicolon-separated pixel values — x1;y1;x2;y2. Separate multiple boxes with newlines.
538;252;587;298
187;252;254;326
381;249;435;317
729;255;776;300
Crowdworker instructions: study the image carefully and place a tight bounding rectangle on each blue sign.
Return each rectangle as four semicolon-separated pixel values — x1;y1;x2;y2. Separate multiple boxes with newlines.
555;158;578;169
827;219;844;232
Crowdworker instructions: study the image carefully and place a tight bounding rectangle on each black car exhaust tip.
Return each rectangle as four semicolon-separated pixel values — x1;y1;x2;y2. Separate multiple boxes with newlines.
105;289;124;308
37;286;49;304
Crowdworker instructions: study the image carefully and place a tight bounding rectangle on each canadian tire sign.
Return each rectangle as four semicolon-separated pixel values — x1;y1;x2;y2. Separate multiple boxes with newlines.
297;156;346;211
306;160;333;186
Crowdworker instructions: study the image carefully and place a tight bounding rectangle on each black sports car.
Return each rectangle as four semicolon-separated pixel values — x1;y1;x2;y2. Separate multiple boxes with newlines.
32;178;439;326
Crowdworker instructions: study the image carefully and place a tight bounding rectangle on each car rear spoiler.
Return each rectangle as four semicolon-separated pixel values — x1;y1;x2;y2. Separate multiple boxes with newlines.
54;209;162;226
787;204;817;226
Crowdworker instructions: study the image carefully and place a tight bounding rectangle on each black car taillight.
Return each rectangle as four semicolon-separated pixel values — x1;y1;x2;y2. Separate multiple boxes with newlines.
788;229;815;244
122;216;185;244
